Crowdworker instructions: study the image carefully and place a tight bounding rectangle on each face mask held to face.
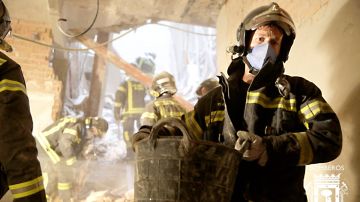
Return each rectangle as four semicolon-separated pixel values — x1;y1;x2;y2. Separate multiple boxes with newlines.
245;43;277;74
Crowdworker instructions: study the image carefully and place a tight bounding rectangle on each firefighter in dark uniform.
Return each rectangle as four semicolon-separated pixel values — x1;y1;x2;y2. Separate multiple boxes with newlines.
195;78;220;98
35;116;108;201
133;2;342;202
114;56;155;157
0;1;47;201
140;71;186;127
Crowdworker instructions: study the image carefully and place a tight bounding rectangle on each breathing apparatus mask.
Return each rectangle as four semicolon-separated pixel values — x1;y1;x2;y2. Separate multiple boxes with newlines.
244;42;277;75
228;2;296;75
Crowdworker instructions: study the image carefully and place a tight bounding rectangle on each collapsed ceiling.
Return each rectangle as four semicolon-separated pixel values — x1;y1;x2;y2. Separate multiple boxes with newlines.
6;0;226;35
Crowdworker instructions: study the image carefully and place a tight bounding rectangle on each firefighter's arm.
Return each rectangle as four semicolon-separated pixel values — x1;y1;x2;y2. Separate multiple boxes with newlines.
0;57;46;200
132;125;152;151
58;124;81;166
182;94;219;141
140;101;158;126
261;81;342;167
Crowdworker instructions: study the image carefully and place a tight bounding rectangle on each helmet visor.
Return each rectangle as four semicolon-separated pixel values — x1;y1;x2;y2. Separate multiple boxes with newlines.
245;14;295;37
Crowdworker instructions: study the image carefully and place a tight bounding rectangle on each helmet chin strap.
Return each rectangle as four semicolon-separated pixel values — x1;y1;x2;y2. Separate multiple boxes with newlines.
242;56;259;75
0;38;12;52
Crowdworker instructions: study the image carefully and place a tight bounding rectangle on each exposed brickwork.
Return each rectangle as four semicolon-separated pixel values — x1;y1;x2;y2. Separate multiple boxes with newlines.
6;19;59;92
5;18;63;120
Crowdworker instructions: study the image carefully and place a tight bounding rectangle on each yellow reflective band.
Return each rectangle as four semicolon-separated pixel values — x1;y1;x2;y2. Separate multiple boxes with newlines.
66;156;77;166
128;81;134;110
64;128;81;143
35;133;60;164
134;83;145;90
153;100;185;118
161;112;184;118
9;176;44;199
57;182;72;190
63;128;77;136
185;111;202;140
124;131;130;141
42;117;77;136
123;81;146;114
204;110;225;126
114;102;122;107
141;112;157;120
0;79;27;95
303;121;309;130
0;58;7;66
123;108;145;114
246;92;297;112
300;100;334;120
154;100;179;107
118;86;126;92
293;132;314;165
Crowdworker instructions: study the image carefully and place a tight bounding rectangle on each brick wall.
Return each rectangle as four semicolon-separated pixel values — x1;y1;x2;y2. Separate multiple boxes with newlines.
5;19;63;123
6;19;62;93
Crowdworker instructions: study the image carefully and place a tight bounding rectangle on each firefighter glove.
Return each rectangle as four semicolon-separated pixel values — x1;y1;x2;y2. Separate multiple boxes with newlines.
132;126;151;151
235;131;268;166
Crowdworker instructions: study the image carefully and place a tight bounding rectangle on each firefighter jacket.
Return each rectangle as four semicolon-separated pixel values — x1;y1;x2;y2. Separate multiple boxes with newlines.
183;58;342;201
140;93;186;127
0;52;46;201
37;117;85;166
36;116;86;200
114;79;147;121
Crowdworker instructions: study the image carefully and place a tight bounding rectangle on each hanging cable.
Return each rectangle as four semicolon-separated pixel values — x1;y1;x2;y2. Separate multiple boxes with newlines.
153;22;216;36
57;0;99;38
12;28;135;51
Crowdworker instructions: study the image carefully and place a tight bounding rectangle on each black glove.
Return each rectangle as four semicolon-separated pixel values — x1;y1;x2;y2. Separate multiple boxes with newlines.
235;131;268;166
132;126;151;151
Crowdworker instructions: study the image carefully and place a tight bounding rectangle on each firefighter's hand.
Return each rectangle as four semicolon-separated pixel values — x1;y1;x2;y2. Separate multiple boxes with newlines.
132;126;151;151
235;131;268;166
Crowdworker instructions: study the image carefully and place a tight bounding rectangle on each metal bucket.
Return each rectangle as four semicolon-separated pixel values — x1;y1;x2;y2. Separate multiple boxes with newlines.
134;118;241;202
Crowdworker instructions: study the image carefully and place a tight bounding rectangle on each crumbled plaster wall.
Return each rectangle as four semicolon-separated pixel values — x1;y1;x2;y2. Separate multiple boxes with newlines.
216;0;360;201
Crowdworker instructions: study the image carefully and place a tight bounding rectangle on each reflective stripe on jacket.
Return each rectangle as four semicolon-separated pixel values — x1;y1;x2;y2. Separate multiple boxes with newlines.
114;80;146;117
141;94;186;126
0;52;46;201
183;58;342;201
36;117;83;165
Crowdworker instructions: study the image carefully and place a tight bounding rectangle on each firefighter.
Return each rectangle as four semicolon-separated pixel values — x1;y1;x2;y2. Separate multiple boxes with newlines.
0;1;47;201
133;2;342;201
114;55;155;157
132;71;186;148
35;116;108;201
195;78;220;98
141;71;186;126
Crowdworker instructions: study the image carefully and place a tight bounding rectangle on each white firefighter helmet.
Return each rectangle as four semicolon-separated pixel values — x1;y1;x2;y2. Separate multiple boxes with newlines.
0;1;12;52
236;2;295;62
150;71;177;98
